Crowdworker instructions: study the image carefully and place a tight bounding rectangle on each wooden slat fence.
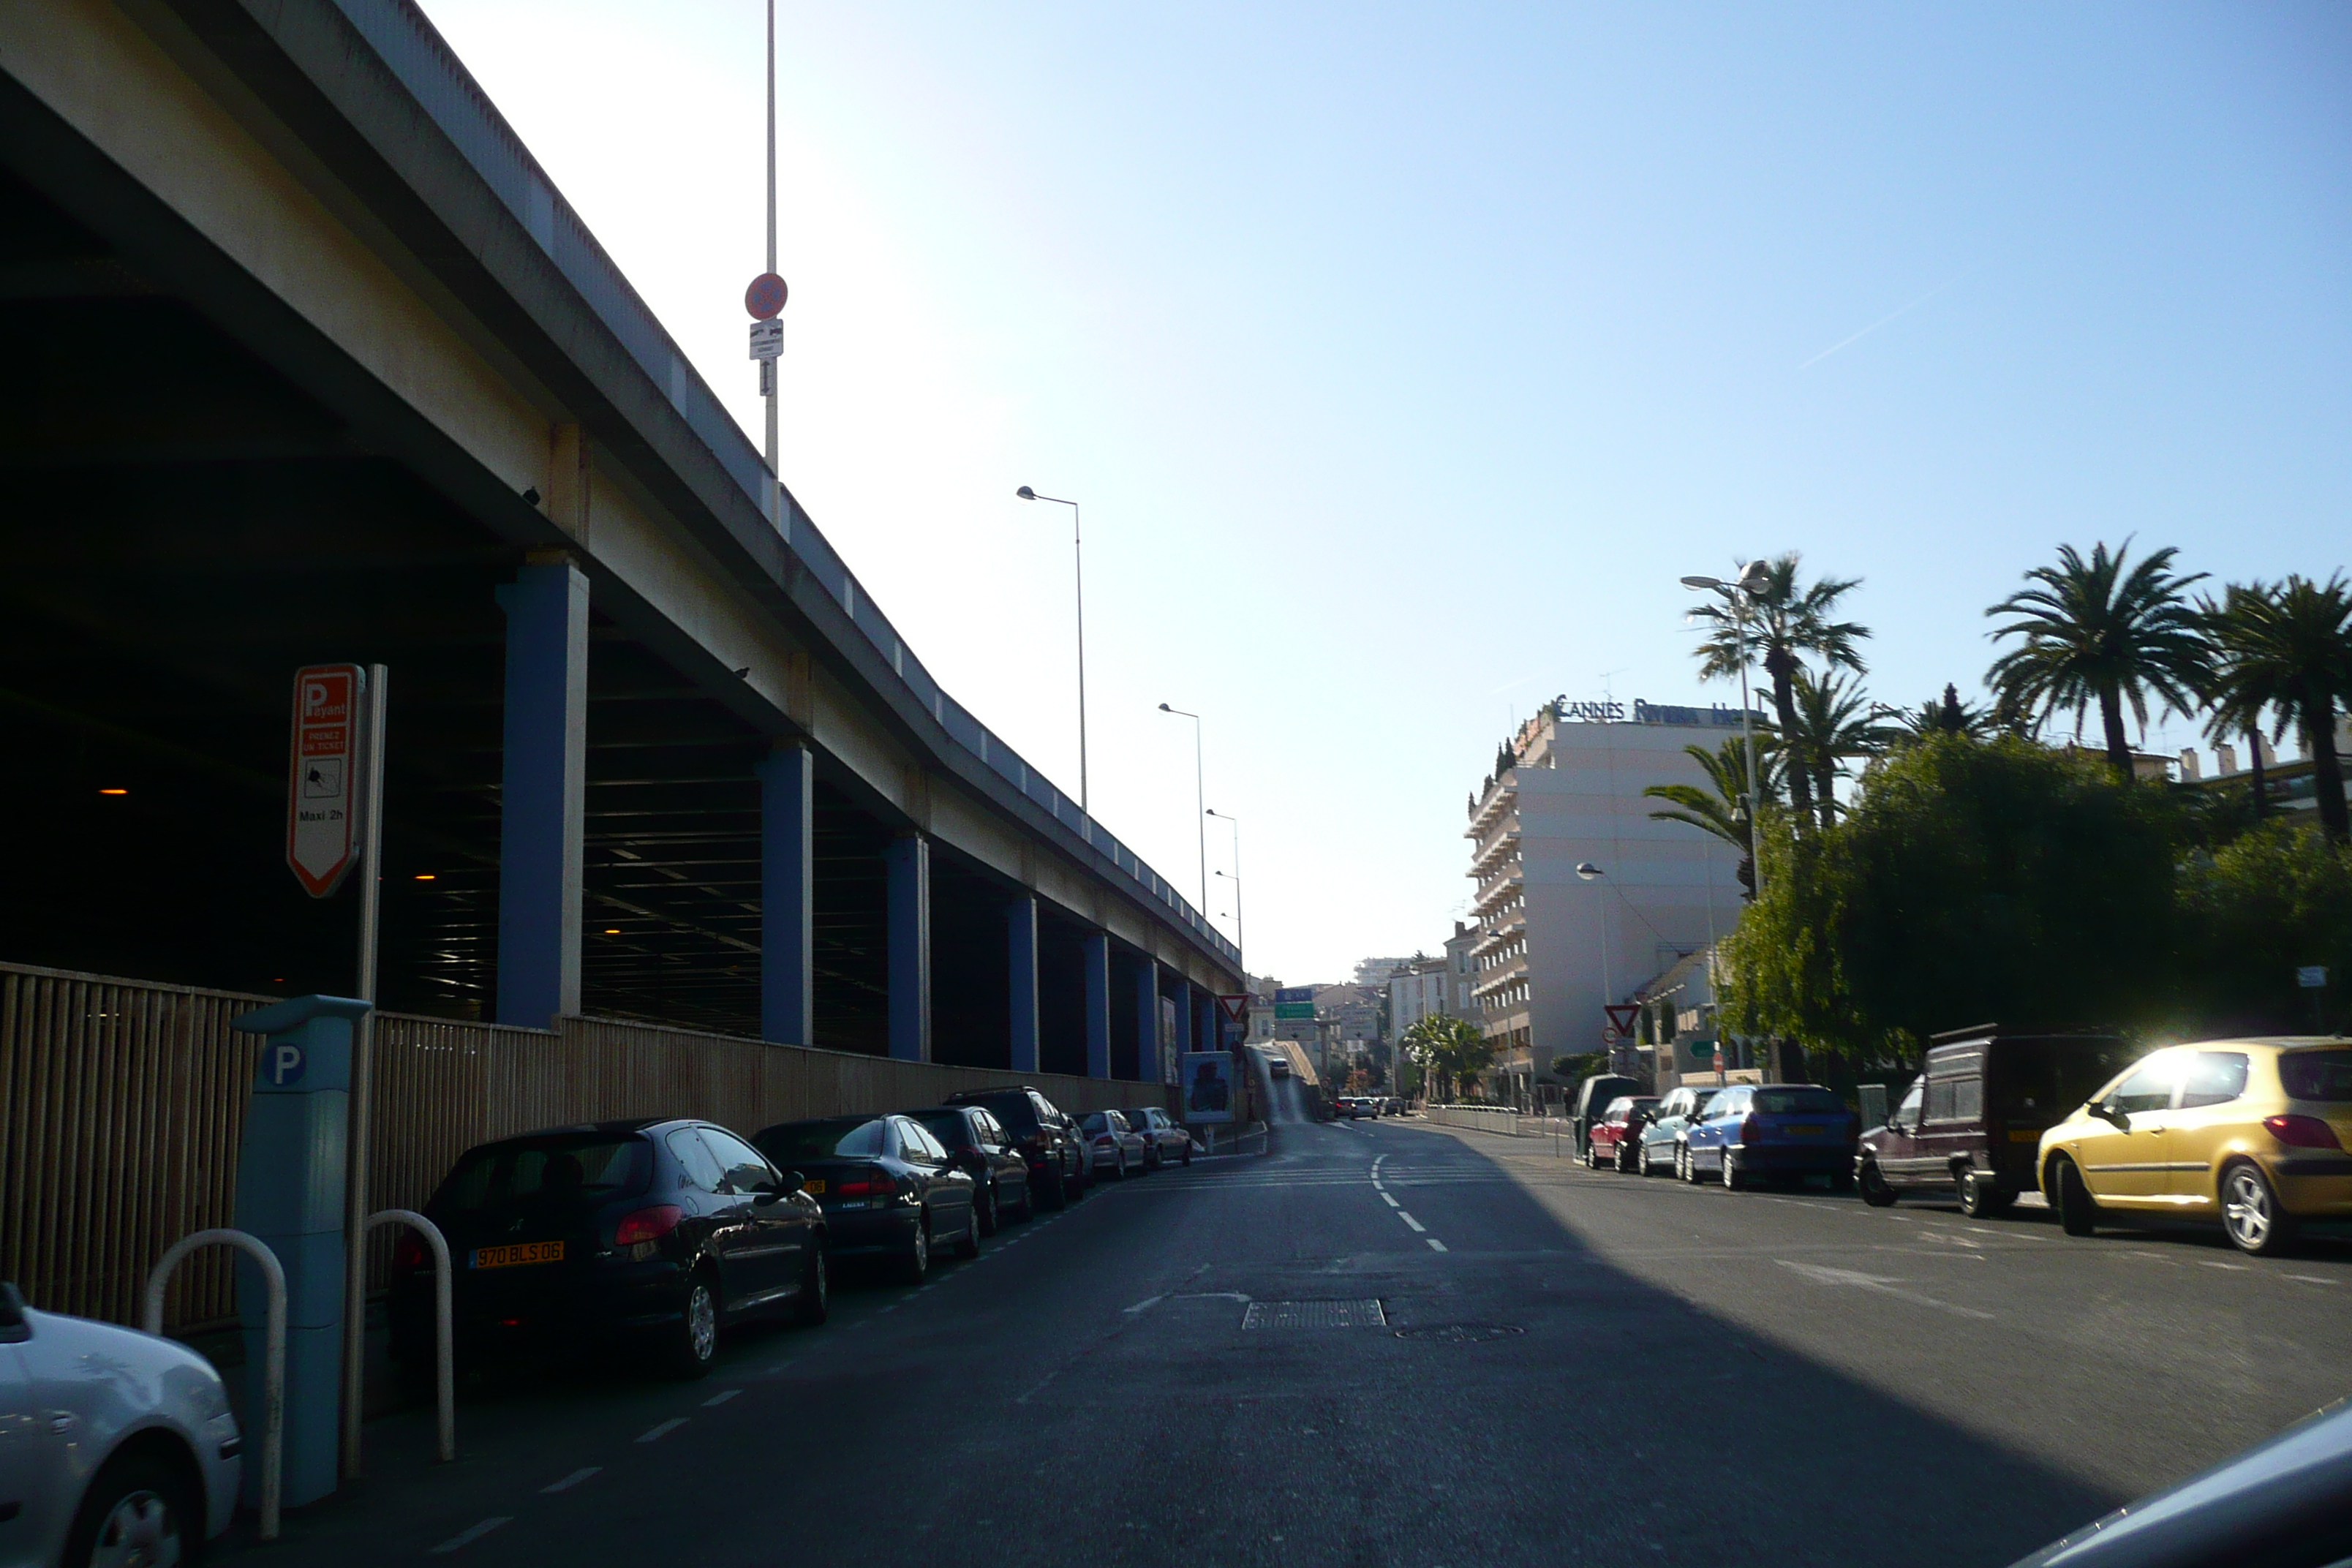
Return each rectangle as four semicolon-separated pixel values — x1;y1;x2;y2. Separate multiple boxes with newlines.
2;961;1173;1332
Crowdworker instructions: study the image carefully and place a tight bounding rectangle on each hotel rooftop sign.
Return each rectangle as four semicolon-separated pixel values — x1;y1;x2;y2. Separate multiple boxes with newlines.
1552;698;1759;728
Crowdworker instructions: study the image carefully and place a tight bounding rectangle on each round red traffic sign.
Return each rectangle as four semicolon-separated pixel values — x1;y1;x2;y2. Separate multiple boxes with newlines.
745;273;788;320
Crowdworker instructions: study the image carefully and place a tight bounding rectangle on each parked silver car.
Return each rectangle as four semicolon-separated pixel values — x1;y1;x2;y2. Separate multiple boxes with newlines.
0;1281;242;1567
1122;1106;1194;1169
1632;1084;1727;1175
1077;1111;1148;1178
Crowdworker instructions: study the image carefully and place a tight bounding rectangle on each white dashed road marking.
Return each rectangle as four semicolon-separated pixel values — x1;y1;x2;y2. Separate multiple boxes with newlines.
1426;1238;1449;1253
430;1518;513;1554
1398;1212;1427;1233
702;1388;741;1406
540;1468;599;1494
636;1418;688;1444
1380;1192;1400;1207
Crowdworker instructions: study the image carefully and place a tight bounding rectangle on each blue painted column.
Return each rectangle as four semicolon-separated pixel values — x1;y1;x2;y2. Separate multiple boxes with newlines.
1007;895;1040;1074
1195;984;1215;1051
494;557;588;1028
756;741;813;1045
1082;932;1112;1079
1134;956;1161;1083
886;833;930;1062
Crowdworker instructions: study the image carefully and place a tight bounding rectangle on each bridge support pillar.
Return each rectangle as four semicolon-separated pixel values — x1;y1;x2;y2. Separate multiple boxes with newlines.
494;557;587;1028
886;833;930;1062
1082;932;1111;1079
1006;896;1040;1074
1135;957;1161;1084
1194;984;1214;1051
757;741;814;1045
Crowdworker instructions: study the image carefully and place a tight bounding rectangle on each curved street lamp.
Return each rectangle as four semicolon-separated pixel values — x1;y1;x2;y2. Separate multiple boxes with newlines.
1018;486;1087;811
1680;559;1771;894
1158;704;1207;912
1576;862;1620;1075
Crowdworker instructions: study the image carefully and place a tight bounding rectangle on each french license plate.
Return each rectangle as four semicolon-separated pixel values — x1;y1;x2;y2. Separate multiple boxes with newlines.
2009;1129;2040;1143
472;1241;564;1269
803;1178;826;1194
1784;1124;1823;1137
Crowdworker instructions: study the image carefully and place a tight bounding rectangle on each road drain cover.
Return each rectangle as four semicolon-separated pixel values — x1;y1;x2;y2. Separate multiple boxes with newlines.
1393;1323;1525;1343
1242;1299;1388;1330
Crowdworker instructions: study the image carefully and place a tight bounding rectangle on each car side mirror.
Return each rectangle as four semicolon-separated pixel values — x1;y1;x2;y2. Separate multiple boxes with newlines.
2092;1101;2130;1131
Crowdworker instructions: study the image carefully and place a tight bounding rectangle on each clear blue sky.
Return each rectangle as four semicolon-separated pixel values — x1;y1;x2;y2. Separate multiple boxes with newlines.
422;1;2352;985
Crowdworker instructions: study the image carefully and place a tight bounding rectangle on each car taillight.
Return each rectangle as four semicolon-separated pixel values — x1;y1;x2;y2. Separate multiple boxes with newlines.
1094;1134;1115;1146
834;1167;897;1199
1741;1113;1763;1146
2264;1114;2344;1150
613;1204;683;1245
391;1234;428;1273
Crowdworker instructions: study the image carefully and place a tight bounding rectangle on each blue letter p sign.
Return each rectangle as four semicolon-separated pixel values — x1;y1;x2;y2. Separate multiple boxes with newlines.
270;1042;307;1088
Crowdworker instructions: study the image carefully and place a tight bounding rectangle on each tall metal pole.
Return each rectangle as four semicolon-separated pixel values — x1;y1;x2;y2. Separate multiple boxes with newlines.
1732;584;1764;896
1161;706;1206;910
1071;502;1088;813
1211;810;1244;962
763;0;779;522
339;663;388;1480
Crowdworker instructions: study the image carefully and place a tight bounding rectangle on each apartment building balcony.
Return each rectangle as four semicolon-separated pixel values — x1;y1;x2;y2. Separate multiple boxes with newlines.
1469;826;1521;878
1471;875;1523;918
1470;915;1524;958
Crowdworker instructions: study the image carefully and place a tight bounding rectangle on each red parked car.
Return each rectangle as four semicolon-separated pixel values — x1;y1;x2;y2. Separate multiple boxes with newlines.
1584;1096;1662;1172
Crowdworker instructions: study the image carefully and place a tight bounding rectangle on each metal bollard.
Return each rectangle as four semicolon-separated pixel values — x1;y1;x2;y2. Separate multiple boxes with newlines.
145;1229;285;1540
365;1210;455;1464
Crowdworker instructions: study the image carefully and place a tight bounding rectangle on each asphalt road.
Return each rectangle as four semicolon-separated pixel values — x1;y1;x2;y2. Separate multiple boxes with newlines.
233;1098;2352;1568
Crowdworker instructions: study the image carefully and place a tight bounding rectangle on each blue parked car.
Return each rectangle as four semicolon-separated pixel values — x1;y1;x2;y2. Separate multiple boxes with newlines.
1677;1083;1858;1190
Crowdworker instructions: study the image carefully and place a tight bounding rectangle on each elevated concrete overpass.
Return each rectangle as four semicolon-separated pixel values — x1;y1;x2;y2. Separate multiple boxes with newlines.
0;0;1240;1079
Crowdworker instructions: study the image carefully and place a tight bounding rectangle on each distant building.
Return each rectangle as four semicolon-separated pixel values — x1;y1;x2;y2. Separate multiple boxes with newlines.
1466;698;1754;1104
1353;956;1413;987
1389;923;1481;1039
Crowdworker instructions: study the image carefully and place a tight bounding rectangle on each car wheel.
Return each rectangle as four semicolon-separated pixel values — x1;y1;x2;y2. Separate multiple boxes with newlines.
1615;1140;1635;1175
1856;1158;1896;1207
2220;1161;2296;1256
1958;1169;2015;1218
2054;1156;2101;1237
897;1215;931;1286
794;1240;830;1327
1721;1149;1744;1191
1181;1142;1193;1166
659;1267;720;1379
1632;1144;1651;1177
954;1200;983;1260
1039;1166;1067;1211
65;1450;195;1568
975;1182;999;1237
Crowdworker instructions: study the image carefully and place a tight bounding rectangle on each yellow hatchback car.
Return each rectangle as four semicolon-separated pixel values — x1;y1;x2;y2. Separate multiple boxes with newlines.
2037;1039;2352;1255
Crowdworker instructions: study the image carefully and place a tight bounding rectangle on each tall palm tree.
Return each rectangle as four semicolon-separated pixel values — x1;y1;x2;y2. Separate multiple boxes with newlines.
1643;736;1781;897
2200;576;2352;840
1692;553;1869;827
1780;670;1892;829
1882;682;1999;747
1984;541;2208;778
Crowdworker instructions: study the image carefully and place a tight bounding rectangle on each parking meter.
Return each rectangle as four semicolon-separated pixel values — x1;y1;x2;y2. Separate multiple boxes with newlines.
230;993;370;1507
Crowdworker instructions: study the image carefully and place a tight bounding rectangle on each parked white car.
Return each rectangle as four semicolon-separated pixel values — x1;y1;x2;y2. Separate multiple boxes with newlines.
0;1282;241;1568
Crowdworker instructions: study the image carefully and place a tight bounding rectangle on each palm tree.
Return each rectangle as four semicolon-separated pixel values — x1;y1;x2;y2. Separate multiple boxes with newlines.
1692;553;1869;827
1643;736;1782;897
1984;541;2208;778
1882;683;1999;747
2199;576;2352;840
1779;670;1892;829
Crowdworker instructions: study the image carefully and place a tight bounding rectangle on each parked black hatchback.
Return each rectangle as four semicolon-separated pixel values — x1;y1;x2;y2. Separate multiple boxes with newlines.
390;1119;827;1382
943;1087;1089;1207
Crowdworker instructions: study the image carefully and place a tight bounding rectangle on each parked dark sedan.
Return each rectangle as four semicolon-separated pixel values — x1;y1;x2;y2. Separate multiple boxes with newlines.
1124;1105;1194;1168
906;1104;1034;1233
752;1115;979;1284
390;1118;827;1382
945;1086;1090;1207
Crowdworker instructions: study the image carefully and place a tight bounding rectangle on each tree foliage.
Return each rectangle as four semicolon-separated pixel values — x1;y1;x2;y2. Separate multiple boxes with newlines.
2199;576;2352;840
1692;553;1870;828
1722;736;2177;1060
1400;1014;1493;1102
1643;736;1780;897
2176;821;2352;1033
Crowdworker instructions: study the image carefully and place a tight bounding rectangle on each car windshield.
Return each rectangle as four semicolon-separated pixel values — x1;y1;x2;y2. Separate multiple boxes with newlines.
2280;1050;2352;1102
436;1135;649;1212
1080;1112;1112;1132
758;1117;889;1161
1752;1088;1844;1114
911;1111;971;1147
954;1093;1039;1136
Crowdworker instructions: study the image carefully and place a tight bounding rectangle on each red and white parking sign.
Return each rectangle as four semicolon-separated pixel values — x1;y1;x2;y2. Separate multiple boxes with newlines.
287;664;364;897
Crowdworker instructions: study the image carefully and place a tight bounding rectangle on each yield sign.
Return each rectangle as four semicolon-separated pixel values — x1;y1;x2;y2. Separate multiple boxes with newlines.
1604;1003;1643;1034
287;664;363;898
1215;994;1251;1025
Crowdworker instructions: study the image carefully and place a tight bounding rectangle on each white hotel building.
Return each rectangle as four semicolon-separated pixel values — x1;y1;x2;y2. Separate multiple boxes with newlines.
1466;699;1754;1101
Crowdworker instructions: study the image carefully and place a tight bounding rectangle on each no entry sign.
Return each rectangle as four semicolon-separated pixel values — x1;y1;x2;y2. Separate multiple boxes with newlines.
287;664;365;897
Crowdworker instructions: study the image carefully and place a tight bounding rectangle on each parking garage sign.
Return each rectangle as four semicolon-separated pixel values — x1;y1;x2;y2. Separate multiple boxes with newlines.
287;664;365;897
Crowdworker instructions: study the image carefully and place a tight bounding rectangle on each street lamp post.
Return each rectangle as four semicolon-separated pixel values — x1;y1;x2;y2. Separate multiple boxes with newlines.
1680;561;1773;894
1577;861;1617;1081
1017;487;1088;812
1158;704;1207;913
1207;807;1244;960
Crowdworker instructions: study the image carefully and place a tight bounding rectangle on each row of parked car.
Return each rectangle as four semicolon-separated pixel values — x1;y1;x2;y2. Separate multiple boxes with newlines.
1570;1030;2352;1256
1335;1095;1404;1119
383;1086;1196;1384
